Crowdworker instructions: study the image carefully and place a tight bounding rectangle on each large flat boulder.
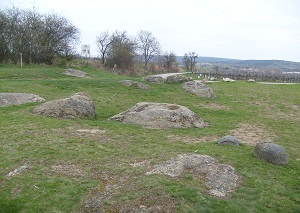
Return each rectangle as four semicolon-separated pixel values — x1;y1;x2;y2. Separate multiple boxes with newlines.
183;81;216;99
0;93;45;107
109;102;204;129
146;154;240;198
32;92;96;119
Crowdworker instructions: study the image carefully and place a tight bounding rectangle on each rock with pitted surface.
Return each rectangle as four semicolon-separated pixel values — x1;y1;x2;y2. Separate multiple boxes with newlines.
183;81;216;99
109;102;204;129
166;75;190;83
32;92;96;119
0;93;45;107
143;76;164;84
253;142;288;165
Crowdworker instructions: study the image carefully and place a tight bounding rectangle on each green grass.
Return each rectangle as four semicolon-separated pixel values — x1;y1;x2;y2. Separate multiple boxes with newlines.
0;65;299;212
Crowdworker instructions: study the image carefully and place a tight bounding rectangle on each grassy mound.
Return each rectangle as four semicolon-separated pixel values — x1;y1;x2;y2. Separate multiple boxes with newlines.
0;65;299;212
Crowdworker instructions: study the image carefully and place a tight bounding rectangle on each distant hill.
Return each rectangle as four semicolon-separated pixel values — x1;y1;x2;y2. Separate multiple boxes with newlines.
176;56;300;72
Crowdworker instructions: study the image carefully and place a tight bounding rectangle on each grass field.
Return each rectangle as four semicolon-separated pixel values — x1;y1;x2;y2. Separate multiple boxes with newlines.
0;64;299;212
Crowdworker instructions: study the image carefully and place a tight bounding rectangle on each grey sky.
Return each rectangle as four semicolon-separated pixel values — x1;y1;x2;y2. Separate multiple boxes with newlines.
1;0;300;61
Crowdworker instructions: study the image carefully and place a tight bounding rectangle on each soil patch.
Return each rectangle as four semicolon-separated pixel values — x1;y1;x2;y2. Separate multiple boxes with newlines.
194;102;229;110
48;164;87;178
230;123;276;146
167;135;219;144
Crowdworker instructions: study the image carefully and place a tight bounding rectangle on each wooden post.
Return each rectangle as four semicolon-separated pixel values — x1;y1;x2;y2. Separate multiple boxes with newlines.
20;53;23;67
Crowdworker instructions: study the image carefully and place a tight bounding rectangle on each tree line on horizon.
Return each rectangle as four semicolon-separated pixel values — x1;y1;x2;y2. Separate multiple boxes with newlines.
0;6;198;74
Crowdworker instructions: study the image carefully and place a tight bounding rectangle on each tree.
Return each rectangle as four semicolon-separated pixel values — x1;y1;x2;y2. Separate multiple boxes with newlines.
162;51;177;70
0;6;79;64
96;31;115;64
183;52;198;72
136;30;160;70
106;31;136;70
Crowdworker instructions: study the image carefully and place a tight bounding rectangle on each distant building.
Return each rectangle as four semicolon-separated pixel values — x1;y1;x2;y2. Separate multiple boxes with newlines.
81;44;90;57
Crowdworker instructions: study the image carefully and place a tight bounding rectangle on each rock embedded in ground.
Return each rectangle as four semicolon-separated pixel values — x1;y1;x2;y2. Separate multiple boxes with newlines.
143;75;165;84
6;163;30;177
0;93;45;107
32;92;96;119
253;142;289;165
166;75;190;83
217;135;240;146
109;102;205;129
120;80;150;90
183;81;216;99
63;68;87;78
146;154;240;198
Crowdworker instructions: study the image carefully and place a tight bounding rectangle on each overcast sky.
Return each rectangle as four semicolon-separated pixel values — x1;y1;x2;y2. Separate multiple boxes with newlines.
1;0;300;62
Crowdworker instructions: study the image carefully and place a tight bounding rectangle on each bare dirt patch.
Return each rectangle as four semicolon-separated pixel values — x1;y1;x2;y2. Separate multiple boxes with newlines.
77;175;178;212
48;164;87;178
230;123;276;146
167;134;219;144
194;102;229;110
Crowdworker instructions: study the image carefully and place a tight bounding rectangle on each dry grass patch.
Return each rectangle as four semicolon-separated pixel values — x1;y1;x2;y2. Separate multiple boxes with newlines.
194;102;229;110
230;123;277;146
167;134;219;144
47;164;87;178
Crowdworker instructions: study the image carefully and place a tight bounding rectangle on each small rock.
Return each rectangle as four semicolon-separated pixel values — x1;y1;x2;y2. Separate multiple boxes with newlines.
120;80;133;87
217;135;240;146
120;80;150;90
7;163;29;177
253;142;288;165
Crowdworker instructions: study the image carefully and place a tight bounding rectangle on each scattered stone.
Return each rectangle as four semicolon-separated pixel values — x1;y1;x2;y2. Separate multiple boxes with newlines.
135;82;150;90
120;80;150;90
223;78;235;82
166;75;190;83
182;81;216;99
146;154;240;198
32;92;96;119
217;135;240;146
109;102;205;129
7;163;29;177
0;93;45;107
143;75;164;84
63;68;87;78
248;79;256;82
253;142;289;165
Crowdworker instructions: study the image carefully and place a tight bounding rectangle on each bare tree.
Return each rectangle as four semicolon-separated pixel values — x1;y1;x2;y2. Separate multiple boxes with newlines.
162;51;177;70
106;31;136;70
96;31;115;64
136;30;160;70
183;52;198;72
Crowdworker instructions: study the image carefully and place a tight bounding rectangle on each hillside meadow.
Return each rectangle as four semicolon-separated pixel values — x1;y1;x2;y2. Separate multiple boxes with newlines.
0;65;299;212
